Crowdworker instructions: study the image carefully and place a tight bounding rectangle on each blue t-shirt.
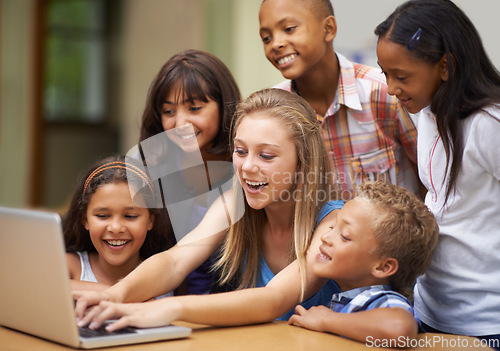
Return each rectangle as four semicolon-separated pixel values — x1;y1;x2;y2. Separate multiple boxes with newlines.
256;200;344;320
316;200;344;225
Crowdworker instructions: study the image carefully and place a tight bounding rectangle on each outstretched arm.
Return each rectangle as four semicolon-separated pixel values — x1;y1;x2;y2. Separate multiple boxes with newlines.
73;192;233;319
78;260;324;330
76;211;339;330
81;284;292;331
288;305;417;344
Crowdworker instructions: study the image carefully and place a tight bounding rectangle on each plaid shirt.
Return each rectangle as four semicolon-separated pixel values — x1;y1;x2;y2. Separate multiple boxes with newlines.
274;53;418;200
328;285;415;316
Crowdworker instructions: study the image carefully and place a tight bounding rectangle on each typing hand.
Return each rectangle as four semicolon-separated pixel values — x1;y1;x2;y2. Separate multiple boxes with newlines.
76;298;182;332
73;290;113;321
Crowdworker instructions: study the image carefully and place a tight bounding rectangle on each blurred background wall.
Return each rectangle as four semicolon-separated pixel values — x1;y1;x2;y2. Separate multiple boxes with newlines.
1;0;499;211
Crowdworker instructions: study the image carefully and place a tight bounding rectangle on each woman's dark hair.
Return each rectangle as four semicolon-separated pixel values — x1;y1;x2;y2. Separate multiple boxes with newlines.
63;154;175;259
139;49;241;157
375;0;500;204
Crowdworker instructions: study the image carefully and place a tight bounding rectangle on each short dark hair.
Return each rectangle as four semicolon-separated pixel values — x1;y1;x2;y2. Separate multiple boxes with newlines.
261;0;334;19
303;0;334;18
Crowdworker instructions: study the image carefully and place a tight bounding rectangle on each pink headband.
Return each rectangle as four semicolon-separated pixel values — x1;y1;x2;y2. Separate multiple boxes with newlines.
82;161;155;196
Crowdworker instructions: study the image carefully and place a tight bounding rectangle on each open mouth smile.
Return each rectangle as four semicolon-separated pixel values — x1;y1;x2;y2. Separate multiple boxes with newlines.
104;239;130;247
276;53;297;66
176;132;199;140
245;180;269;191
318;246;332;261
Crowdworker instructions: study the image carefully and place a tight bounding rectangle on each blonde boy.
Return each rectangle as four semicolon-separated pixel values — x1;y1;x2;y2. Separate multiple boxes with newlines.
289;181;439;343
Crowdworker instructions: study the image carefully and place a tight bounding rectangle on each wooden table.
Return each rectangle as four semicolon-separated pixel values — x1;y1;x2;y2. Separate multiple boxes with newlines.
0;321;494;351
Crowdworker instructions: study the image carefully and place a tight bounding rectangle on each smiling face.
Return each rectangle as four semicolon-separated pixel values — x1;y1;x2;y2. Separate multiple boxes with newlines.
161;85;220;153
232;112;298;210
258;0;334;80
313;197;388;291
377;37;445;114
83;182;153;271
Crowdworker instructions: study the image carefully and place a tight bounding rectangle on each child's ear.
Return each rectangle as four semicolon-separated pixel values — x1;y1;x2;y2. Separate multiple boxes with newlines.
439;54;454;82
323;15;337;42
81;218;89;231
148;214;155;231
372;257;399;279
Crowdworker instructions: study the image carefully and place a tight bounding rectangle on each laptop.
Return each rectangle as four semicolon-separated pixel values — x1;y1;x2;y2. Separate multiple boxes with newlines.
0;206;191;348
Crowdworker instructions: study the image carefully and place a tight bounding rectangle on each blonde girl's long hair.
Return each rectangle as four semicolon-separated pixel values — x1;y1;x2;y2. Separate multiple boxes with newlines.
214;89;336;299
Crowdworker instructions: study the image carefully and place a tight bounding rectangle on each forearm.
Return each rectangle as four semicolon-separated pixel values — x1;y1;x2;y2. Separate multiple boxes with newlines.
109;197;231;302
105;225;227;303
70;280;110;292
319;308;417;343
105;251;178;303
174;287;293;326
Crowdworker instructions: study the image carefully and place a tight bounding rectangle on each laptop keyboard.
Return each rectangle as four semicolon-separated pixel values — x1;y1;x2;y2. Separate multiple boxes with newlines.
79;325;138;338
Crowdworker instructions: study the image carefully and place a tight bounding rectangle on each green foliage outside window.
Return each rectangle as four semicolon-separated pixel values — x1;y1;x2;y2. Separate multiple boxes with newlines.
44;0;106;123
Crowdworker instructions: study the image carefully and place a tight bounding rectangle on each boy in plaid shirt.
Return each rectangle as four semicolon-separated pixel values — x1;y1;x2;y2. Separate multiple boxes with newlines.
259;0;421;200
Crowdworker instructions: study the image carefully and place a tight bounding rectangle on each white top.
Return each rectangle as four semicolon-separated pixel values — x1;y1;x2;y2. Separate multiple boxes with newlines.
77;251;98;283
414;105;500;336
